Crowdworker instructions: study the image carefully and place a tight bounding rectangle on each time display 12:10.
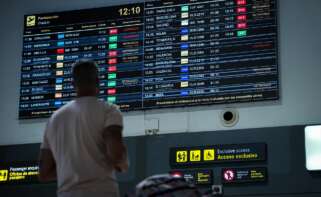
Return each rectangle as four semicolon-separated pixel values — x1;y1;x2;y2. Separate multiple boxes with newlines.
118;6;141;16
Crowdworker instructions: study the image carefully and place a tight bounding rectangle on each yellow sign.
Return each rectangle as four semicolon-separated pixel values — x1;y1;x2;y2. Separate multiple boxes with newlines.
176;151;188;163
26;16;36;27
190;150;201;162
197;172;211;184
0;170;8;182
204;149;215;161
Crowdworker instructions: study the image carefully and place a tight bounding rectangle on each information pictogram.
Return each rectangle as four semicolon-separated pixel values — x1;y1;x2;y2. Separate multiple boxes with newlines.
0;170;8;182
176;151;188;163
203;149;215;161
190;150;201;162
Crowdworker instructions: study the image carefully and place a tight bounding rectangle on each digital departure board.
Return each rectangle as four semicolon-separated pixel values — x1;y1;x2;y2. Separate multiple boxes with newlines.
20;0;278;119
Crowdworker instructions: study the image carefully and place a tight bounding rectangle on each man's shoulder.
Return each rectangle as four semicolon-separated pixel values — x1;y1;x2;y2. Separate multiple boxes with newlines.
93;98;120;112
104;103;122;116
50;100;76;120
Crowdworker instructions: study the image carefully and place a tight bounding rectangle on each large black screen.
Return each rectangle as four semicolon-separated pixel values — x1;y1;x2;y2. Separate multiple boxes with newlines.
20;0;278;119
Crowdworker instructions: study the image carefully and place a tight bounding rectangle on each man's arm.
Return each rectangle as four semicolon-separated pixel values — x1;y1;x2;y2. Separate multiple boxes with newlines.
38;149;57;182
103;125;129;172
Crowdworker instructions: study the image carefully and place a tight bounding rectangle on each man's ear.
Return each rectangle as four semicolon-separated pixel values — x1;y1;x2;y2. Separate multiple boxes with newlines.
96;77;100;93
72;81;78;92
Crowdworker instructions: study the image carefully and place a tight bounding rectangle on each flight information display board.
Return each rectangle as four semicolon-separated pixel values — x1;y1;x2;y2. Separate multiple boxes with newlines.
20;0;278;119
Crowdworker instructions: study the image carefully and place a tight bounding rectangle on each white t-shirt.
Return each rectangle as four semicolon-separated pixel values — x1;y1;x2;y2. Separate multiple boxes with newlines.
41;97;123;197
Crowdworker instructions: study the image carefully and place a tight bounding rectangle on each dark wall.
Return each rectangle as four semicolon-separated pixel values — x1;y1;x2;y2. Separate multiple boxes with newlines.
1;125;321;196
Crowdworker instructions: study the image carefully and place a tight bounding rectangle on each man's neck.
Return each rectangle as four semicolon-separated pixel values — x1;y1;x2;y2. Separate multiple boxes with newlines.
77;94;96;98
76;90;97;98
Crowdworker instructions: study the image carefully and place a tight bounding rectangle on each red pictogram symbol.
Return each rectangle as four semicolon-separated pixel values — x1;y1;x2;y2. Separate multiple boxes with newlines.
223;170;235;181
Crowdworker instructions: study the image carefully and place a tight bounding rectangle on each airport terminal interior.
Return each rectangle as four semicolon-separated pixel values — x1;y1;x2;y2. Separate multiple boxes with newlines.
0;0;321;196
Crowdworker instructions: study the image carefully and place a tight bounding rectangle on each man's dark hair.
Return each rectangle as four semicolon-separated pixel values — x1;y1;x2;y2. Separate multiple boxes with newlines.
72;60;99;89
